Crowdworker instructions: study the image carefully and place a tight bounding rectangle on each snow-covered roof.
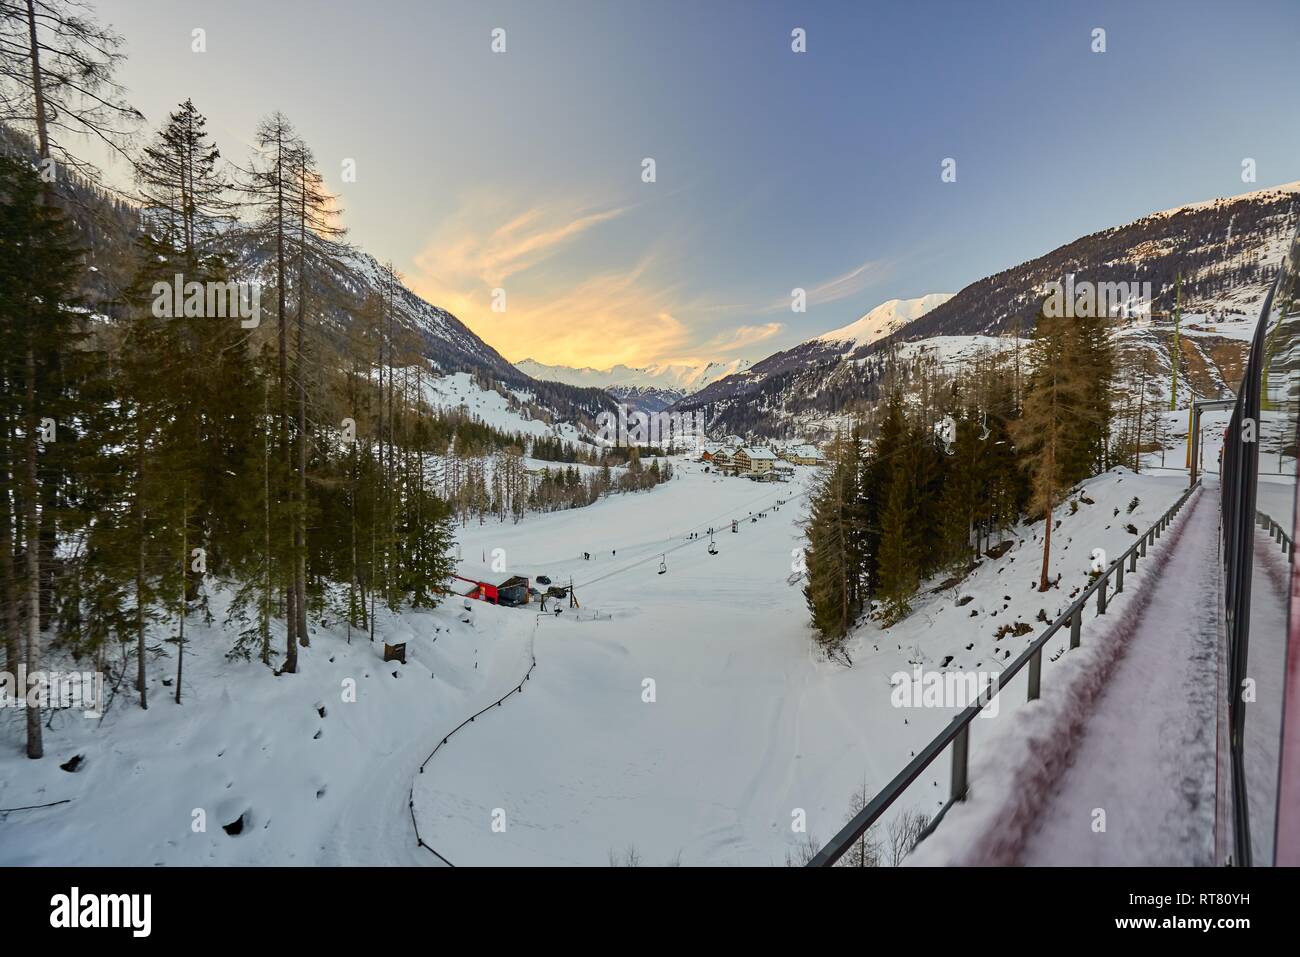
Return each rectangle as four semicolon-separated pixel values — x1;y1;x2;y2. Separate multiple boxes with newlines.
741;447;778;460
789;445;822;458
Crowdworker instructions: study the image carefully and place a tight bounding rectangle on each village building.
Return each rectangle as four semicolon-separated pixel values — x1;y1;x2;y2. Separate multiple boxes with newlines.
732;446;777;475
781;444;824;465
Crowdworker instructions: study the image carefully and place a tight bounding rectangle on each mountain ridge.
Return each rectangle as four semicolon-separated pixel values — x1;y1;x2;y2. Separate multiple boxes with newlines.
674;180;1300;438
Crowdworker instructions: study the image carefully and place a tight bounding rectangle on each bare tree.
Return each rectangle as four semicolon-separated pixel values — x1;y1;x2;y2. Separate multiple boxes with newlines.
836;778;882;867
0;0;141;187
784;833;821;867
886;807;932;866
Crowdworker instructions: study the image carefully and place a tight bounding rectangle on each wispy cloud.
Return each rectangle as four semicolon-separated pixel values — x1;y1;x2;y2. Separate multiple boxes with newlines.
699;322;784;352
761;257;895;313
415;195;627;288
407;195;698;367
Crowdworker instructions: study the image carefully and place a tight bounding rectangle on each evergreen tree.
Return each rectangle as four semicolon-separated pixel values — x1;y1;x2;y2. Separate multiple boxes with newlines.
136;99;231;257
1013;311;1100;591
861;392;907;596
876;429;920;624
0;154;84;754
802;434;860;646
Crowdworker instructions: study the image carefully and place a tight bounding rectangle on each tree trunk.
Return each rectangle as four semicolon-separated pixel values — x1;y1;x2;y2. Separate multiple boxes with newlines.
23;0;50;758
23;346;43;757
2;410;18;673
294;183;309;648
261;381;272;665
175;483;186;704
275;132;297;672
1038;496;1053;592
135;417;148;710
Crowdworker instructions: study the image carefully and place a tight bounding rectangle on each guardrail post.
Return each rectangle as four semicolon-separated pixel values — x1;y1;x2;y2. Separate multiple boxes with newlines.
1028;647;1042;701
1140;534;1148;558
1115;560;1124;593
951;725;969;802
1128;549;1137;573
1097;573;1108;614
1070;606;1081;648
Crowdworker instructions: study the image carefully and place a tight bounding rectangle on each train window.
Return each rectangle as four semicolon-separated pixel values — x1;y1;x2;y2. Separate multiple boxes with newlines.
1243;224;1300;864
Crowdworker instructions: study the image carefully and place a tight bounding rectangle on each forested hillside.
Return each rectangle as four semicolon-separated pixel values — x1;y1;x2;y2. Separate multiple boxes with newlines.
0;0;628;763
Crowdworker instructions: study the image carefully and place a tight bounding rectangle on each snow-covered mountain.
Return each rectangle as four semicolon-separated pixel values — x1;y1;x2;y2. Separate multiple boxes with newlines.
814;293;955;349
667;291;955;435
218;235;618;429
515;357;751;395
677;181;1300;438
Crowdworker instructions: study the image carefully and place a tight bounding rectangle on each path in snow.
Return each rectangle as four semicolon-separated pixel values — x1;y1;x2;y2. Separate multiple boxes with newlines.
1016;487;1220;866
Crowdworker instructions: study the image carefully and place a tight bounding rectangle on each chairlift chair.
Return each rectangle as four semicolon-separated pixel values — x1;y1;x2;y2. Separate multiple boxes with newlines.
658;555;667;575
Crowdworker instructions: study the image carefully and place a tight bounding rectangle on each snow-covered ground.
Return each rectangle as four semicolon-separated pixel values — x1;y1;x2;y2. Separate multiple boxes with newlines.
1;437;1206;865
926;485;1220;866
0;595;532;865
410;367;589;444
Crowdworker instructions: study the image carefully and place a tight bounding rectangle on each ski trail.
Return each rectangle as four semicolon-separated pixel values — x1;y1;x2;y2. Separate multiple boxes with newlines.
321;619;537;867
1016;488;1220;865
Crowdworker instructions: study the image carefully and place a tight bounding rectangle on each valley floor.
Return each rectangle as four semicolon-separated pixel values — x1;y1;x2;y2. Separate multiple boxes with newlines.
1;425;1211;866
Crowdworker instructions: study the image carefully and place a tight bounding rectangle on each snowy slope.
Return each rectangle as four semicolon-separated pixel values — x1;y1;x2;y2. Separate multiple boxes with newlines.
411;368;587;443
416;457;1196;865
815;294;955;349
0;593;532;866
0;428;1206;866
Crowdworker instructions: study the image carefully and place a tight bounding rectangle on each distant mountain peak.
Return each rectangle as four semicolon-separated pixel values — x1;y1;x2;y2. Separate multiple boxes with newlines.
813;293;955;349
514;357;752;394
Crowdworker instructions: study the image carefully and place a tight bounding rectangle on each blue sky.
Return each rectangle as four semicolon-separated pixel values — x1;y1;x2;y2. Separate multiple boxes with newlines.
93;0;1300;368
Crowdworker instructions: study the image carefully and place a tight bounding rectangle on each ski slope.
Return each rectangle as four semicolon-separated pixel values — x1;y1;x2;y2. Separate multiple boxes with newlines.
417;458;1199;865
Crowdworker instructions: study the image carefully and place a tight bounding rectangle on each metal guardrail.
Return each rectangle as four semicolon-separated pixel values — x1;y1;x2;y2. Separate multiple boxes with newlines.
808;480;1202;867
1257;509;1295;561
408;616;542;866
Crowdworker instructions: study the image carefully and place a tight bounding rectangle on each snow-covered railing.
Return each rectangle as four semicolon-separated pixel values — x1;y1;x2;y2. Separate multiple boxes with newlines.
1257;509;1294;561
808;480;1202;867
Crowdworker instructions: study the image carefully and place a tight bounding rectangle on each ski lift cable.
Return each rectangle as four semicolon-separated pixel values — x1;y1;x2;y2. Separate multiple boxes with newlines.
572;485;813;591
513;477;813;570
